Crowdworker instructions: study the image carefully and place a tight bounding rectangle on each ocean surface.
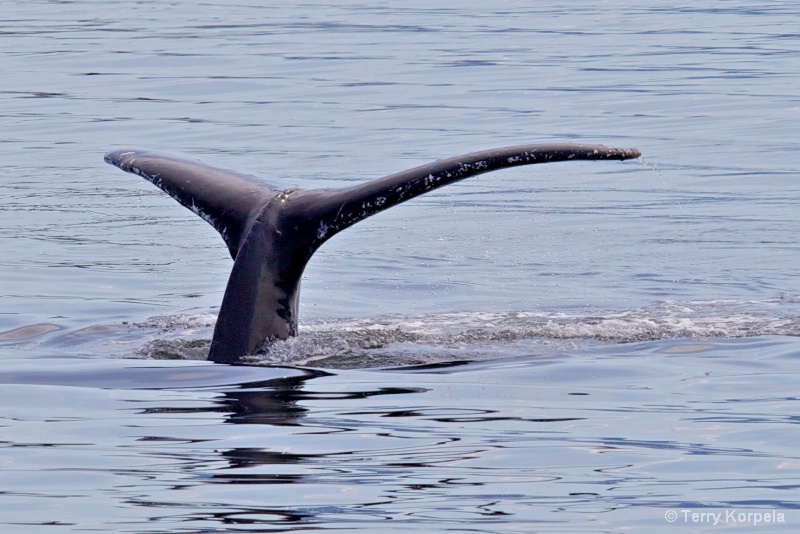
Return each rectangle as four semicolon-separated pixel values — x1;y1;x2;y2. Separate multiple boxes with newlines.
2;1;799;532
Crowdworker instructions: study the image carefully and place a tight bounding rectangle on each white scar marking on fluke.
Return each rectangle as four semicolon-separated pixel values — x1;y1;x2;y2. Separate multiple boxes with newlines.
189;199;217;227
423;173;440;189
317;221;329;240
331;203;345;223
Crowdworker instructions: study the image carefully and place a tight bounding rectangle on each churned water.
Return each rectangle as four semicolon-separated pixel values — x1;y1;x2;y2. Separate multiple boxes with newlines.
1;1;799;532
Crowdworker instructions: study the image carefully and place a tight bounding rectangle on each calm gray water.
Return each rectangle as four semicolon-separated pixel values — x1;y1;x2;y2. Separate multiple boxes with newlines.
2;1;799;532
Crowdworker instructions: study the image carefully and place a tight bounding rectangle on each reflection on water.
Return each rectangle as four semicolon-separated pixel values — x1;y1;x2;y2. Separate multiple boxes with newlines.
2;339;798;532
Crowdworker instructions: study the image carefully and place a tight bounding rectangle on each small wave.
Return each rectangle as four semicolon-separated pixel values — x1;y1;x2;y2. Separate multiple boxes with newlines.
0;323;62;342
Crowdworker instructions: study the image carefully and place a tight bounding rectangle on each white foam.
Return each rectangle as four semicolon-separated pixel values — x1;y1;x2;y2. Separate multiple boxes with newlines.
130;296;800;367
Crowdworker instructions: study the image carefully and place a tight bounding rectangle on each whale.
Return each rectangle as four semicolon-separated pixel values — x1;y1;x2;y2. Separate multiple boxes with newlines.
105;143;640;364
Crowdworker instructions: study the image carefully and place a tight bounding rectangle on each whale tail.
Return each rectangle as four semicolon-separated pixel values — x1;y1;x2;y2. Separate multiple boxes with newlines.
105;144;641;363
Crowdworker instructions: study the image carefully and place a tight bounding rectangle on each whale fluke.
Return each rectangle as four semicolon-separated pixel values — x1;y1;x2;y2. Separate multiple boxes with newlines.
105;144;641;363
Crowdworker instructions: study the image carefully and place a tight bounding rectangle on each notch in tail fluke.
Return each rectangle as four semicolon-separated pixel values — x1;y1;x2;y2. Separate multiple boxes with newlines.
105;143;641;364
